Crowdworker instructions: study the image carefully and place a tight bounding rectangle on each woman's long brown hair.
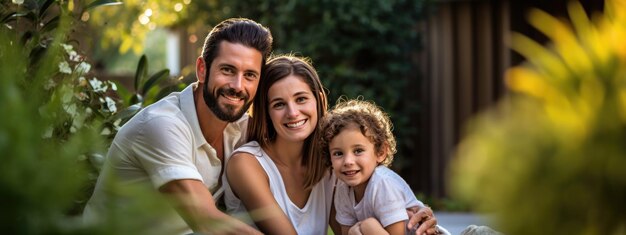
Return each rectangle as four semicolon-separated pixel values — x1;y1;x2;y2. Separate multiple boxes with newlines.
247;54;329;190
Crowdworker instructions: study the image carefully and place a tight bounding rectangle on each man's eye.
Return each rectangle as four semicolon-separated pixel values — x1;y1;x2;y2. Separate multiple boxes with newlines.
244;72;258;80
221;67;234;74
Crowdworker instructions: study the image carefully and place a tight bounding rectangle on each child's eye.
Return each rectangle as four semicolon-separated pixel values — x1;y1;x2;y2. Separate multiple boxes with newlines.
331;151;343;158
354;148;365;155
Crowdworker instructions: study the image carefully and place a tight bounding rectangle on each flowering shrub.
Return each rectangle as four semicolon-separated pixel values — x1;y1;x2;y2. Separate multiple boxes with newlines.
450;1;626;234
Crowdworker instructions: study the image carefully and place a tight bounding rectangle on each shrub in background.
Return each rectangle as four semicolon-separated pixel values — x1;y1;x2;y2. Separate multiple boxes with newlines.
223;0;428;169
450;0;626;234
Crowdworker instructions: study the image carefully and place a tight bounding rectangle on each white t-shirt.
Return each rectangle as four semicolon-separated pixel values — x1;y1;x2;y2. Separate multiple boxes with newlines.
224;141;335;235
84;83;248;234
335;166;425;233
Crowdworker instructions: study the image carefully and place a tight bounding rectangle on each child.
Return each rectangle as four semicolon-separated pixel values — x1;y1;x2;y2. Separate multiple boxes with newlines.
320;99;449;235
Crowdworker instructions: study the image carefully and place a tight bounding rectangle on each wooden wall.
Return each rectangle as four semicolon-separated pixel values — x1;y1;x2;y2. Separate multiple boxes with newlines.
407;0;604;197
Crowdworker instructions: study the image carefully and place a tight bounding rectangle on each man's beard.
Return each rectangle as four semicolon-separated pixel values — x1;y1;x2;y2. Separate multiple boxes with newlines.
203;80;252;122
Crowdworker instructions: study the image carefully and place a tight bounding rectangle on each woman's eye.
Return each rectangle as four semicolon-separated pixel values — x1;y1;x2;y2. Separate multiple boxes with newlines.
296;96;308;103
272;102;285;109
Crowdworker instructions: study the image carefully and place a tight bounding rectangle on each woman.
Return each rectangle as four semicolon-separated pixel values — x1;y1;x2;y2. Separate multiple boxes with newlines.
225;55;439;235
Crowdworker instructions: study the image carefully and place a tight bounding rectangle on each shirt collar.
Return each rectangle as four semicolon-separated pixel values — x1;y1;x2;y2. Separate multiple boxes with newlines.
180;82;248;149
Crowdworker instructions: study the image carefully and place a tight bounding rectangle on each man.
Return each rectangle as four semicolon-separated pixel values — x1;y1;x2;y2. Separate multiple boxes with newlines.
84;18;272;235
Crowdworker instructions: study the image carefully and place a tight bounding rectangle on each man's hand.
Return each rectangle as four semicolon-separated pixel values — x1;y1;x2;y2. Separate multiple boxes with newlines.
407;206;439;235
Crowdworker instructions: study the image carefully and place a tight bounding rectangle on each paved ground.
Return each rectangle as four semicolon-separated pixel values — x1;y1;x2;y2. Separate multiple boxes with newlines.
434;212;491;235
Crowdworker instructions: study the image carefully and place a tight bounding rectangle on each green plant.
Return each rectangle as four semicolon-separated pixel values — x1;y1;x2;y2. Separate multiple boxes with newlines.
0;1;179;233
450;1;626;234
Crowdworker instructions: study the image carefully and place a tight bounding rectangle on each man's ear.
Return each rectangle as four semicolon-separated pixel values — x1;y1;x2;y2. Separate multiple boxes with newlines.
196;57;206;83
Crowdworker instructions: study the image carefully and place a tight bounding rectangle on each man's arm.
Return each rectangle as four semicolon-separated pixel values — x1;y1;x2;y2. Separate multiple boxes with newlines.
406;205;439;235
159;179;261;234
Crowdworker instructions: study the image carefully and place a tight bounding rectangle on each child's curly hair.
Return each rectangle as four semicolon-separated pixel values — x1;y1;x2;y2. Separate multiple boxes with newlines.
319;98;397;166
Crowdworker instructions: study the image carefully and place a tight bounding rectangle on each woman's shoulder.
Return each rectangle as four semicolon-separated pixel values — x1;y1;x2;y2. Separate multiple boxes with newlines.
232;141;264;157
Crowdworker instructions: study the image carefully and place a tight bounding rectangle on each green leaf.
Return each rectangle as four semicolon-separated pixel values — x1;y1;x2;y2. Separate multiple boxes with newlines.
1;12;35;24
40;15;60;34
134;55;147;92
155;83;185;101
84;0;123;12
112;81;132;106
1;12;18;23
39;0;55;18
130;94;143;105
106;103;141;123
141;69;169;96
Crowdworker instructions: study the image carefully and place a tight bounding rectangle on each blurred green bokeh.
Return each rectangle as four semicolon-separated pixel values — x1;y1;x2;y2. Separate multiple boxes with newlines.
450;1;626;234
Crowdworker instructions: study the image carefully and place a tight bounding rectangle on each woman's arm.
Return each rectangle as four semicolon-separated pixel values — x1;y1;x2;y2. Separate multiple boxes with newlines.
159;179;260;234
226;152;297;235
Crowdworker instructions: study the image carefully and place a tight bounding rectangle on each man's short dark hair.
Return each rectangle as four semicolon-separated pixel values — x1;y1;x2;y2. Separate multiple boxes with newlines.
201;18;273;72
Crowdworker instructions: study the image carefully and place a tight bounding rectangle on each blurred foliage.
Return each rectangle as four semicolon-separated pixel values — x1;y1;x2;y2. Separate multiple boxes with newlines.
450;0;626;234
88;0;226;54
0;0;179;233
225;0;428;169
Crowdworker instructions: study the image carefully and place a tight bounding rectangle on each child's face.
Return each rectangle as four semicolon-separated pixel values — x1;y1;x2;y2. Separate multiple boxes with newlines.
329;124;386;193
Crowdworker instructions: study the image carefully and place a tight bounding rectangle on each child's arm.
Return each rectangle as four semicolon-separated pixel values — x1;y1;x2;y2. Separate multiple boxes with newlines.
383;220;406;235
344;218;394;235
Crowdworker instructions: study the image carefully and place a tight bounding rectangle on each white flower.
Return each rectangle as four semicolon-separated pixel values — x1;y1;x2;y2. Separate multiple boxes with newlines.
44;79;56;90
42;126;53;138
61;43;73;52
75;62;91;75
105;97;117;113
59;61;72;74
69;51;81;62
12;0;24;5
109;81;117;91
100;127;111;135
89;78;107;92
63;103;78;117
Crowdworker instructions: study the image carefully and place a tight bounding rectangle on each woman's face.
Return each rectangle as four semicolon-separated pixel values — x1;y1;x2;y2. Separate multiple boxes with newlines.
267;75;318;143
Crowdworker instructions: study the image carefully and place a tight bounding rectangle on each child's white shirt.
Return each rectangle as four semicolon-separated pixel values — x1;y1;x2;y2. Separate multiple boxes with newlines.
334;166;425;229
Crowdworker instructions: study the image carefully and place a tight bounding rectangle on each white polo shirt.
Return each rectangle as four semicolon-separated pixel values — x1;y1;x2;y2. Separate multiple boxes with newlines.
84;83;248;234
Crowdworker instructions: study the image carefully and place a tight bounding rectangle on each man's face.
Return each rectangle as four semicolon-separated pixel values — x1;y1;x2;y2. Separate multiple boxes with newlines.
203;41;263;122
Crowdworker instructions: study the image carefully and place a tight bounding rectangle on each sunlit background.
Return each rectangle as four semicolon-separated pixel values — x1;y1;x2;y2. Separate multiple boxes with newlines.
1;0;625;234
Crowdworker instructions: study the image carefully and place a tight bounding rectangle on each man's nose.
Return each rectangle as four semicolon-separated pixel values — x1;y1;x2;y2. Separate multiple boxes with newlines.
230;74;243;91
